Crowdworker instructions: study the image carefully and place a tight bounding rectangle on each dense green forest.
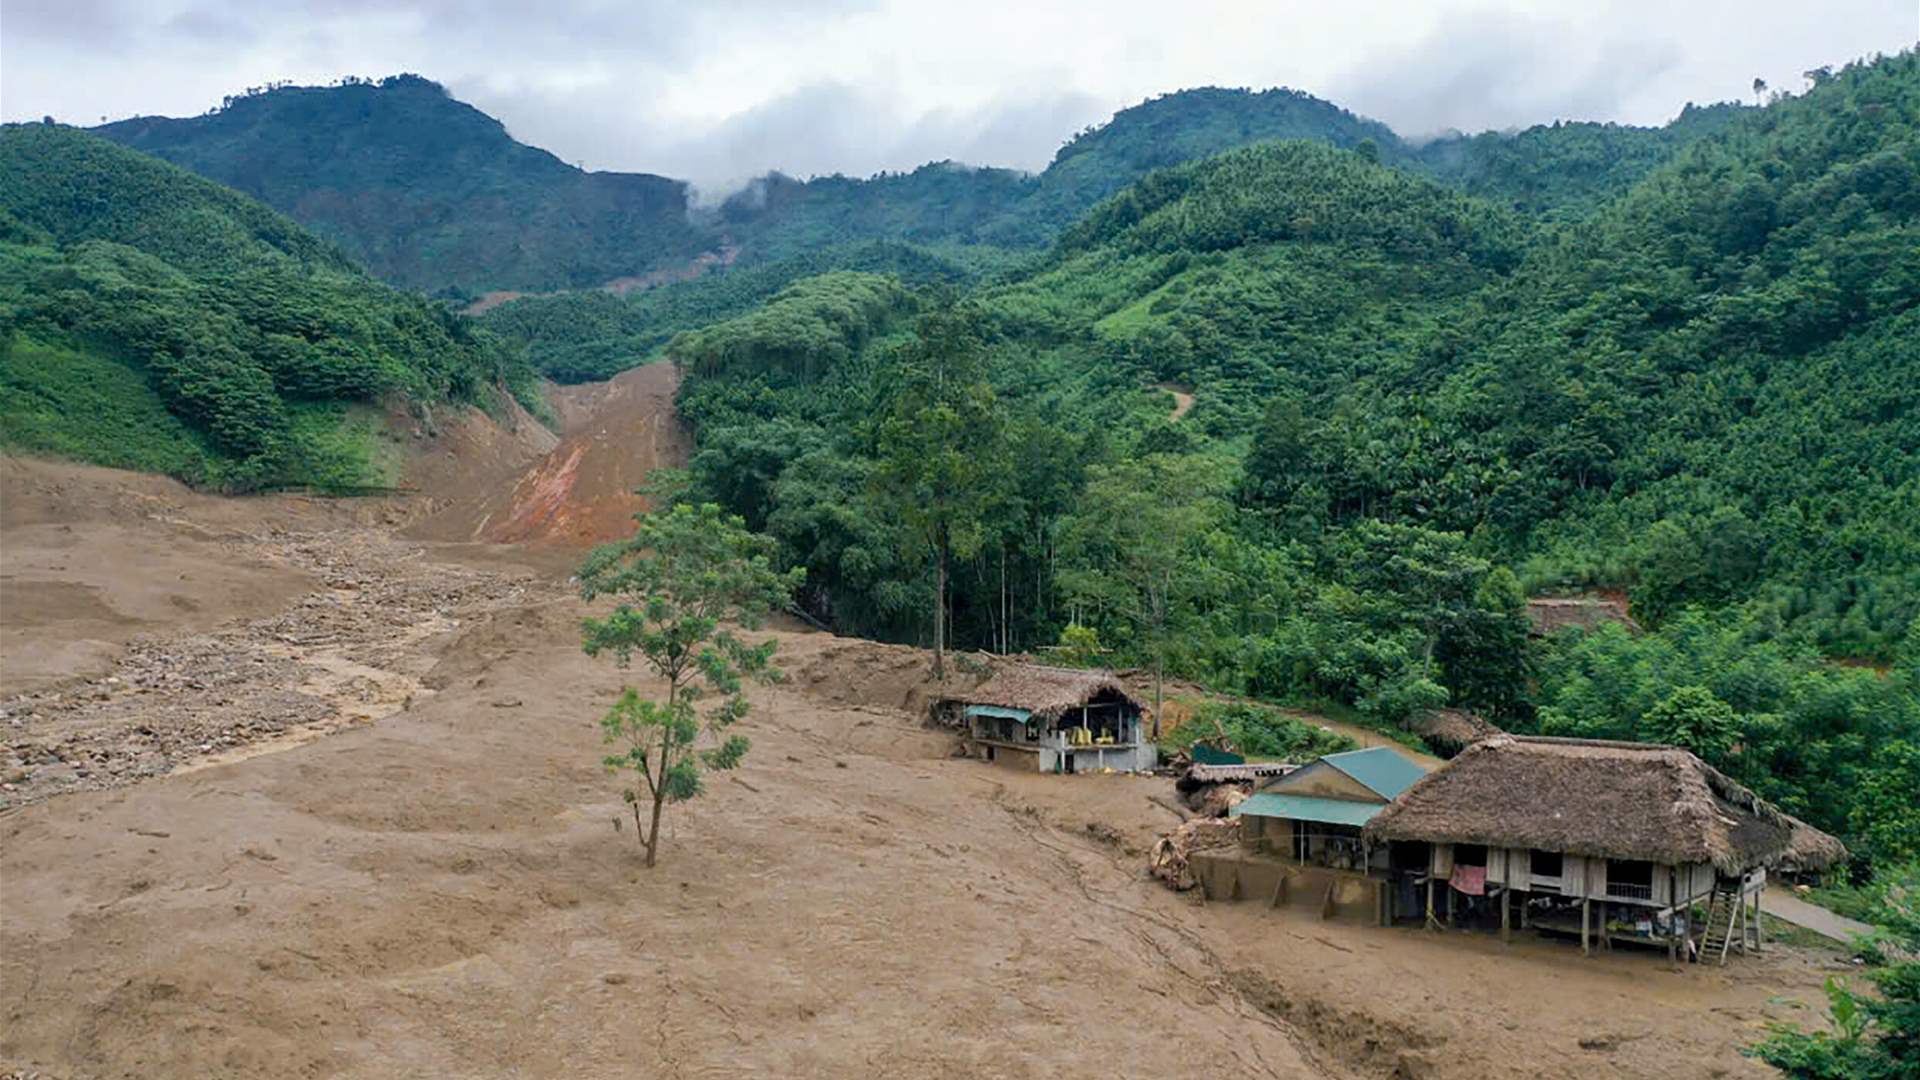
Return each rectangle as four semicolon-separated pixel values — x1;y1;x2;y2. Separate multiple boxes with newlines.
0;122;536;489
96;75;706;294
478;241;1009;382
661;53;1920;879
92;76;1745;299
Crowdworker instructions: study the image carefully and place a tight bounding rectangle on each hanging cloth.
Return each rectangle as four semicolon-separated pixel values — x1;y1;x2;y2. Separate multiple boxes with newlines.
1450;864;1487;896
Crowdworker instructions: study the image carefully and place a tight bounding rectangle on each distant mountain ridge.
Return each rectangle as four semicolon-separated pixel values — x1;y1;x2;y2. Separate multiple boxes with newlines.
93;74;1746;294
97;75;706;294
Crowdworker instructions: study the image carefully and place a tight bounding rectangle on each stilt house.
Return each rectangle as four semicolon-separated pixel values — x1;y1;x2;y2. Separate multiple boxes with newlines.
1362;735;1848;961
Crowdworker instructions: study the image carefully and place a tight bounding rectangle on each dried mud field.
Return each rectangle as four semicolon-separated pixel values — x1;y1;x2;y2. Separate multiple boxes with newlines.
0;452;1857;1079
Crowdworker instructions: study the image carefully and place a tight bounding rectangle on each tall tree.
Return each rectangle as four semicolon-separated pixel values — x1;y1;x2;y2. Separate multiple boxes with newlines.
872;302;1005;678
1059;453;1231;735
578;503;803;867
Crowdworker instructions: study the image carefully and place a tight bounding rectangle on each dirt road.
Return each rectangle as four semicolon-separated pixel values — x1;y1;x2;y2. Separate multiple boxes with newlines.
0;385;1860;1078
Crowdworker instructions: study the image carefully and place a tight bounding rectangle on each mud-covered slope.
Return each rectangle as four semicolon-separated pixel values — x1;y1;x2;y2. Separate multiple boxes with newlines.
403;361;688;547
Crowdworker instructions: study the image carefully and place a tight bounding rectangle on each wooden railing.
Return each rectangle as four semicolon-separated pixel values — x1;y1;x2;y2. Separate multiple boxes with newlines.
1607;880;1654;901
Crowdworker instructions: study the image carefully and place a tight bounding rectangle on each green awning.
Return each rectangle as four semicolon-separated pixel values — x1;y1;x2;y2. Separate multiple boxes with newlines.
1231;793;1385;828
965;705;1031;722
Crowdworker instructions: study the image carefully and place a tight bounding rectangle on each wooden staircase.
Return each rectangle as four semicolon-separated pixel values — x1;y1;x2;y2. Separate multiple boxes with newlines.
1699;883;1743;965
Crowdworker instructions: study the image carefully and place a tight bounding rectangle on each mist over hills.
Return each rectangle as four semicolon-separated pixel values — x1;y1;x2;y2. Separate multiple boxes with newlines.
93;74;1747;295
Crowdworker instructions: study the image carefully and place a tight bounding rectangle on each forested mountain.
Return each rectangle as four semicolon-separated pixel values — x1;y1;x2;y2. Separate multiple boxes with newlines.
0;122;535;489
91;76;1741;298
1411;102;1749;214
16;49;1915;880
96;75;707;294
664;52;1920;874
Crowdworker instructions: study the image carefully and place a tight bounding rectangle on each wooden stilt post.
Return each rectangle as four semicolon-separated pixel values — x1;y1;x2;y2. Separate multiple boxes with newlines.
1446;883;1456;928
1501;886;1511;944
1668;873;1679;963
1754;887;1765;954
1425;878;1436;931
1521;892;1530;929
1581;897;1591;956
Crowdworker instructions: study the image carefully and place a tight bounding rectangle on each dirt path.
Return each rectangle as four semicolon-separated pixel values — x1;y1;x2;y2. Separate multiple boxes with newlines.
1764;889;1876;943
1153;382;1195;421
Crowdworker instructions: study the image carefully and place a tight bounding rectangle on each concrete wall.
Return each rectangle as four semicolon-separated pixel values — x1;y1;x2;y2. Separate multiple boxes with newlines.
970;740;1045;772
1189;852;1387;923
966;739;1154;774
1059;743;1156;773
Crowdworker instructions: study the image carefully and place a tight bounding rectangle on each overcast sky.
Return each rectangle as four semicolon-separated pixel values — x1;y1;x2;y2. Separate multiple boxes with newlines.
4;1;1915;194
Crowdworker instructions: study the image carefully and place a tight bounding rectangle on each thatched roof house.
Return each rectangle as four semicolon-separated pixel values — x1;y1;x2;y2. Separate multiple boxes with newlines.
960;664;1137;722
948;663;1155;774
1364;735;1846;876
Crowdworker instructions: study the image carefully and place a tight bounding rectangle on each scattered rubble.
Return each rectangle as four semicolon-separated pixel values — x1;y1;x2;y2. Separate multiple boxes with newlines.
0;530;560;808
1149;817;1241;891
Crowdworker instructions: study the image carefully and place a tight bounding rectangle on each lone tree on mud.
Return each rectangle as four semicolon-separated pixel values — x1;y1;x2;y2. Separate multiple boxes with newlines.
579;503;803;867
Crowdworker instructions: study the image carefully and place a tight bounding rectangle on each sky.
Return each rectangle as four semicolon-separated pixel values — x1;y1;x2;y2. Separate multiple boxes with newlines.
4;1;1916;195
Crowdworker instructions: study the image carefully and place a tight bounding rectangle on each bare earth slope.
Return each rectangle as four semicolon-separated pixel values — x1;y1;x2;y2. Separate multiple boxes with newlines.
404;362;688;548
0;385;1857;1079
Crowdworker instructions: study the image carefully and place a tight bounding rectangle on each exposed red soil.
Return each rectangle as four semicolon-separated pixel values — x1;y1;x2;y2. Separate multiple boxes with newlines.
404;362;689;548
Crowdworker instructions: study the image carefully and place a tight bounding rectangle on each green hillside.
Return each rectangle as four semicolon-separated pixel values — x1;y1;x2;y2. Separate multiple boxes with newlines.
91;77;1741;300
97;75;707;294
0;122;536;489
667;53;1920;872
478;240;1003;382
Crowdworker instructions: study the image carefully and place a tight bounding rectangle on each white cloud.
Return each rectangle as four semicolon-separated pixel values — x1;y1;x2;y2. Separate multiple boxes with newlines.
3;0;1913;186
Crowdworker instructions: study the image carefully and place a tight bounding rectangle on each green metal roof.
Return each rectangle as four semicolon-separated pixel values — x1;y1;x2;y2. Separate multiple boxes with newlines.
1318;746;1427;799
1191;744;1245;765
965;705;1031;721
1231;793;1387;828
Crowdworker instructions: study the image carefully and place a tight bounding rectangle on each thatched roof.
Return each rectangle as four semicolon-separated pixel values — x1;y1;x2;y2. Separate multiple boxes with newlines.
1781;815;1851;872
1413;708;1502;756
1363;735;1847;875
953;663;1139;721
